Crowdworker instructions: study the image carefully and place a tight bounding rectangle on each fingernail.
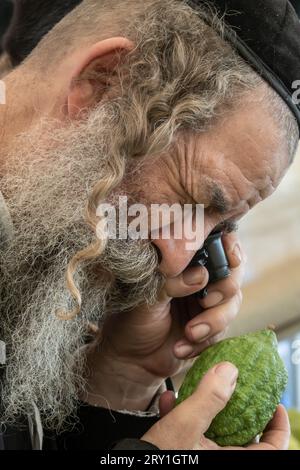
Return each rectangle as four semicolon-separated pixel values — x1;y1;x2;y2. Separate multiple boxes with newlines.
215;362;239;385
174;342;194;358
233;244;242;263
183;267;206;286
191;323;211;342
203;291;224;307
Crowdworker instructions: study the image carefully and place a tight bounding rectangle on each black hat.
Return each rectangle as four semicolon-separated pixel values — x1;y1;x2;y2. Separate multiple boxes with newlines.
3;0;300;130
189;0;300;130
3;0;81;65
0;0;13;53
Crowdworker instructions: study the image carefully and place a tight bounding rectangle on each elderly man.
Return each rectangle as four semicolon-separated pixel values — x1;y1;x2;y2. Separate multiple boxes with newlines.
0;0;299;451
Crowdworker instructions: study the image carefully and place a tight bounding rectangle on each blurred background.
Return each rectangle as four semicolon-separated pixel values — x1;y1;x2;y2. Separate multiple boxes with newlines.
229;143;300;449
230;149;300;412
0;0;300;447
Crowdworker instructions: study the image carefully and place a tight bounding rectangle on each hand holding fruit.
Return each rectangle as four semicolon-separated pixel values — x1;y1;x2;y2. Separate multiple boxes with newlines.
85;232;245;410
176;329;288;446
142;361;290;450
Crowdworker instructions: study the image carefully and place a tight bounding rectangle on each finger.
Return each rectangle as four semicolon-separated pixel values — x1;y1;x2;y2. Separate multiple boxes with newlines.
186;330;228;359
184;293;242;346
159;266;208;301
175;362;238;436
200;273;244;310
174;329;227;360
222;232;246;269
159;391;176;418
174;294;241;357
246;405;290;450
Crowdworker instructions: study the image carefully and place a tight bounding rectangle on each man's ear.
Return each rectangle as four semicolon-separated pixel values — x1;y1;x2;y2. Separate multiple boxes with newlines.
67;37;133;119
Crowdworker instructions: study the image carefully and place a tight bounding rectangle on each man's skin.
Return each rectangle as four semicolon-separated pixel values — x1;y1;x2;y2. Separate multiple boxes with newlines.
0;36;292;449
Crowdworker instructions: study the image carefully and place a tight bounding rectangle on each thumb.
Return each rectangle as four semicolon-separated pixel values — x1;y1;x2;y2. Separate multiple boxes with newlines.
177;361;238;436
142;362;238;450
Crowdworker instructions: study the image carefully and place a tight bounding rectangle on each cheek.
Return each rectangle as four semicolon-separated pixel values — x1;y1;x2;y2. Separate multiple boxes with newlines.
204;213;222;237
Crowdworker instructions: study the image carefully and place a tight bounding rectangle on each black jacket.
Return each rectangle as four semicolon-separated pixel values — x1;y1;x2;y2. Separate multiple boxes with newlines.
0;401;161;451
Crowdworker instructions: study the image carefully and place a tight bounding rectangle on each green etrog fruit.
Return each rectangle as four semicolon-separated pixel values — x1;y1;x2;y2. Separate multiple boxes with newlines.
176;329;288;447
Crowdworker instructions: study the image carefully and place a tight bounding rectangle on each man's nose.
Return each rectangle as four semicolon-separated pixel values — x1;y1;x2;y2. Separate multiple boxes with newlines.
152;236;201;278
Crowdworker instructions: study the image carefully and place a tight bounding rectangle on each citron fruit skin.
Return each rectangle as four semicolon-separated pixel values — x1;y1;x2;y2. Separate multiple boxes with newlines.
176;330;288;447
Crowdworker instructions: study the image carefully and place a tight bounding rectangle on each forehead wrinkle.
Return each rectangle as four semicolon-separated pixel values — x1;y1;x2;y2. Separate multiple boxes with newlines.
209;183;231;214
199;162;240;210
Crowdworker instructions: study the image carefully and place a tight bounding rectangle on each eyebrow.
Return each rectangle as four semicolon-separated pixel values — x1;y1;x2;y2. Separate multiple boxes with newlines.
209;184;231;214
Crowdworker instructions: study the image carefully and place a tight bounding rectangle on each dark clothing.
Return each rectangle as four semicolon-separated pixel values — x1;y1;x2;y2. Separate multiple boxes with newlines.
0;0;13;52
44;403;160;451
0;423;32;450
0;403;160;451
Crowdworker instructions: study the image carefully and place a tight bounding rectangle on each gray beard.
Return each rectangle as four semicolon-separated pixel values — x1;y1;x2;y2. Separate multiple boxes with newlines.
0;108;163;431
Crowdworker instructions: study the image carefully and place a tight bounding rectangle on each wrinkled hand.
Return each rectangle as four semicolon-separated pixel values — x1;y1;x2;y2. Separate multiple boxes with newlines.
85;232;246;409
99;232;244;372
142;362;290;450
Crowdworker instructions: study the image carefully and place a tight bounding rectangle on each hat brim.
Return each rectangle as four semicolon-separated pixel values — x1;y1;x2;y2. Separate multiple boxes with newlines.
226;28;300;131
